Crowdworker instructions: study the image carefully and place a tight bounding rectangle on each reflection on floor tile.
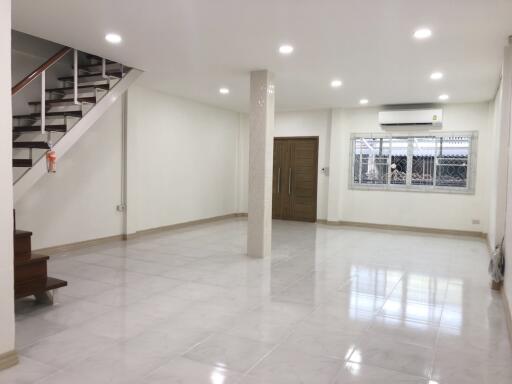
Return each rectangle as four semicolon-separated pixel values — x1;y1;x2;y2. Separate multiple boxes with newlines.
4;218;511;383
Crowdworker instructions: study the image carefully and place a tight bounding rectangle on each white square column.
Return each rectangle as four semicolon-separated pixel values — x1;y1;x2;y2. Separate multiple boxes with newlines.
247;70;275;258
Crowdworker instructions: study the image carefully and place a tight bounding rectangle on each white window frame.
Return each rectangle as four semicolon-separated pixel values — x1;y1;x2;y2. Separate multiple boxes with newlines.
349;131;478;194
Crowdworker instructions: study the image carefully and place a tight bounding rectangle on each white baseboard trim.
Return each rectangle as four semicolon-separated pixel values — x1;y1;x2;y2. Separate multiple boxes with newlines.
317;219;487;239
35;213;247;254
503;289;512;346
0;350;18;371
123;213;247;240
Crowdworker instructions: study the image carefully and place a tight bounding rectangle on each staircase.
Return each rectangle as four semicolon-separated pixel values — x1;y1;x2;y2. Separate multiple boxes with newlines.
13;211;66;301
13;52;129;181
11;45;142;300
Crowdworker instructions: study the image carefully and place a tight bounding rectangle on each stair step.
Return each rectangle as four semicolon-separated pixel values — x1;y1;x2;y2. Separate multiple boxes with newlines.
13;141;50;149
15;276;68;299
78;62;121;70
45;277;68;290
13;159;32;167
14;229;32;238
13;111;83;119
58;71;122;81
46;84;109;93
13;125;67;133
85;54;115;64
15;254;49;267
14;230;32;262
28;97;96;106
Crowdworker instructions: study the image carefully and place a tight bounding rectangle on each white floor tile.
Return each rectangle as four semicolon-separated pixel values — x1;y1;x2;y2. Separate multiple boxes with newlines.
4;218;510;384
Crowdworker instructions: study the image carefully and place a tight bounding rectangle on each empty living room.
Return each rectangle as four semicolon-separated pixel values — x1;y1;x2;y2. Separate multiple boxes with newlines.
1;0;512;383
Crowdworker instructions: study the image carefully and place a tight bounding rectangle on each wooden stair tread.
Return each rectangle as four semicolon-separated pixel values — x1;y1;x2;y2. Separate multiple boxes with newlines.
13;111;83;118
15;254;49;267
13;159;32;167
78;62;121;70
13;125;67;133
15;277;68;299
45;277;68;290
15;230;32;238
45;84;109;92
85;54;116;64
58;71;122;81
13;141;50;149
28;97;96;106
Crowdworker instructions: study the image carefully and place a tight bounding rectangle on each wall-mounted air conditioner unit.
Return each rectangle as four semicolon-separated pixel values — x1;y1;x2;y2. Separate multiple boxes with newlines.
378;109;443;128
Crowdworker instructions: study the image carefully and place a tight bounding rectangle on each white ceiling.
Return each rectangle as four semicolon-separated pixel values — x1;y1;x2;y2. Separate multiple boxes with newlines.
12;0;512;112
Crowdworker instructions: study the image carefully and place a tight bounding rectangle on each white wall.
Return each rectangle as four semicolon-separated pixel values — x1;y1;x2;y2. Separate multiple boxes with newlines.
499;44;512;317
274;110;331;220
14;84;243;249
237;109;332;220
238;104;491;231
331;103;491;232
127;86;240;232
14;98;124;249
0;0;16;358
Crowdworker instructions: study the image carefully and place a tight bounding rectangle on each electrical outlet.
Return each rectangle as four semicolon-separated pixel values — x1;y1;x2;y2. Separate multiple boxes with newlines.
472;219;480;225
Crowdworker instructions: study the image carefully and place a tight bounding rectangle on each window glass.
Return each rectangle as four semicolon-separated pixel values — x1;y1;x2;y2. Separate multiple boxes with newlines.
412;137;436;186
353;138;389;185
435;136;470;188
351;133;475;193
390;138;408;185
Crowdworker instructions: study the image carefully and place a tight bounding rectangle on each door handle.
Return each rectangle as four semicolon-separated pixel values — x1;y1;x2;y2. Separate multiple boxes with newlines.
277;168;281;194
288;168;292;196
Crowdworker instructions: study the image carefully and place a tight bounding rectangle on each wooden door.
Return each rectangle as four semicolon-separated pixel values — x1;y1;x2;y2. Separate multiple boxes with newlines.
272;137;318;222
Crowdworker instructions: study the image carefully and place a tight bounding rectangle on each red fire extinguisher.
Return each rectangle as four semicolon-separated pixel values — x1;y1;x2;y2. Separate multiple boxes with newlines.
46;150;57;173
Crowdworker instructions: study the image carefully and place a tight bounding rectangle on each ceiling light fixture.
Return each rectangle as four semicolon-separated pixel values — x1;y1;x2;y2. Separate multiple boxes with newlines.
359;99;369;105
279;44;294;55
105;33;122;44
414;28;432;40
331;79;343;88
430;72;443;80
438;94;449;101
219;87;230;95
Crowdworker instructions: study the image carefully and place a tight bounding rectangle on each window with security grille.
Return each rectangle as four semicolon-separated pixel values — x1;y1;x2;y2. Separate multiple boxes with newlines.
350;132;476;193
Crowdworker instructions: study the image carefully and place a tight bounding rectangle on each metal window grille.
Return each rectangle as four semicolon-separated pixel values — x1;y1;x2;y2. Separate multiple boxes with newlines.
349;132;477;194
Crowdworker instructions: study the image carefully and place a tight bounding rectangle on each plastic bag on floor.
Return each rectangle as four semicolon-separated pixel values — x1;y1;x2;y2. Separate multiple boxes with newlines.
488;238;505;283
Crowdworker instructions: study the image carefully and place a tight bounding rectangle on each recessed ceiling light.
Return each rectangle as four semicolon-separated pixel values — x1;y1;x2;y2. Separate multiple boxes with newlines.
279;44;294;55
219;87;230;95
439;94;449;101
359;99;369;105
331;79;343;88
414;28;432;40
105;33;122;44
430;72;443;80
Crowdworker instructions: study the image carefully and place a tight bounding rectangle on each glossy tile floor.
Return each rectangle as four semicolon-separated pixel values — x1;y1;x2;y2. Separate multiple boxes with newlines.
2;219;512;383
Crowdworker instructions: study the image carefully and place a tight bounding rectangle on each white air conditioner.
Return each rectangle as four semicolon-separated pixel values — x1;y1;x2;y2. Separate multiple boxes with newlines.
378;109;443;128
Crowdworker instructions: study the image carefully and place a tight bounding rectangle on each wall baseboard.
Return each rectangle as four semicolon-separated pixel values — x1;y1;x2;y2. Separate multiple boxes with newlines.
34;234;125;255
503;289;512;347
316;219;487;239
36;213;485;255
123;213;247;240
35;213;247;254
0;350;18;371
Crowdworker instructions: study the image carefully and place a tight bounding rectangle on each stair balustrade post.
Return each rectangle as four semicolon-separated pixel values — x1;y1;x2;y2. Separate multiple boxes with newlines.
41;70;45;134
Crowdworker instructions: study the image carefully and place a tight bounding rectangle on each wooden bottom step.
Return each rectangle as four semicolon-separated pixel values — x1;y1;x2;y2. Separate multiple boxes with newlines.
15;276;67;299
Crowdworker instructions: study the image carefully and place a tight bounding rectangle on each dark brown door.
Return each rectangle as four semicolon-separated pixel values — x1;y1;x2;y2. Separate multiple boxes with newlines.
272;137;318;222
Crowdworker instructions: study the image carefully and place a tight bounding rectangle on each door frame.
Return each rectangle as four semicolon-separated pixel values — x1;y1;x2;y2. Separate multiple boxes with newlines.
273;136;319;222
